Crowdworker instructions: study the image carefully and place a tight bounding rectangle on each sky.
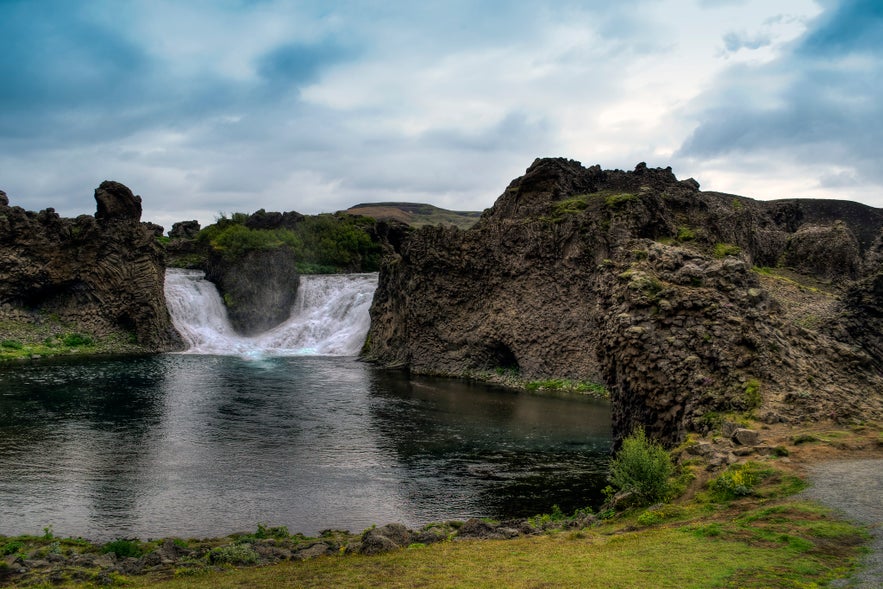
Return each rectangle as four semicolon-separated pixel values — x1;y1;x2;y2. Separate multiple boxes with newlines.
1;0;881;230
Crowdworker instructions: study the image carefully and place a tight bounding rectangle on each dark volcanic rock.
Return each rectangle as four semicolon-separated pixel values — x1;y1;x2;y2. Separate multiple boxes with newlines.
94;180;143;222
169;220;201;239
782;221;861;280
364;158;883;445
204;247;300;335
0;184;183;351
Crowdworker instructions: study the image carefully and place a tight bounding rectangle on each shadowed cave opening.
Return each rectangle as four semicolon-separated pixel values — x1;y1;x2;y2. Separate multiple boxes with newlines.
486;342;520;373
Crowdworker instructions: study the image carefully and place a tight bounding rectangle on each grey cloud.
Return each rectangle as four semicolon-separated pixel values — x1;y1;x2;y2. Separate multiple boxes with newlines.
678;0;883;194
722;31;772;53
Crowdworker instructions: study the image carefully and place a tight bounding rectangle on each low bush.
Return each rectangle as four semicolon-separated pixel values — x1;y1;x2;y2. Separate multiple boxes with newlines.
61;333;93;347
102;539;143;558
608;427;673;506
708;463;773;501
208;544;259;565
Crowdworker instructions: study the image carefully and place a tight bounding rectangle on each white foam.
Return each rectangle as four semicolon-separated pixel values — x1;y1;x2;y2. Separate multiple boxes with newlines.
164;269;378;357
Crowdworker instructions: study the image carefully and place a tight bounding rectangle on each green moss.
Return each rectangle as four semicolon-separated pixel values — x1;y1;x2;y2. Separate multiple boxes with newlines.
604;193;636;210
742;379;762;409
676;226;696;242
713;243;742;258
552;195;590;217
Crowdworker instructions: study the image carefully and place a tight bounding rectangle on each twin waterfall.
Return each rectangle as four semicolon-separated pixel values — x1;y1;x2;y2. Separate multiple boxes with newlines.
164;269;378;357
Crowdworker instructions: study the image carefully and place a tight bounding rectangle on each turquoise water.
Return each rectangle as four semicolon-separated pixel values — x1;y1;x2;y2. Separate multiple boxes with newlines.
0;354;611;541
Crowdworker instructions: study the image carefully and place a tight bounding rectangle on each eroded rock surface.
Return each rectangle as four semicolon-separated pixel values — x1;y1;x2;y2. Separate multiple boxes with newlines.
364;158;883;444
0;182;182;351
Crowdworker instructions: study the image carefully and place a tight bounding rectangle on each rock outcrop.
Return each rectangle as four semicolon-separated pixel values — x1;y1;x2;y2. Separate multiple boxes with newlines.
203;247;301;336
0;182;183;351
363;158;883;445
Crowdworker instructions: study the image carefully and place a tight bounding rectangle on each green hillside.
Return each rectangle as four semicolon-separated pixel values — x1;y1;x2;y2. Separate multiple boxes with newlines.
345;202;482;229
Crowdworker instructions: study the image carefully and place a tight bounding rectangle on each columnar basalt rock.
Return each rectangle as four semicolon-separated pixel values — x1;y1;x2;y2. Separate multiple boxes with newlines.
364;158;883;445
0;182;183;351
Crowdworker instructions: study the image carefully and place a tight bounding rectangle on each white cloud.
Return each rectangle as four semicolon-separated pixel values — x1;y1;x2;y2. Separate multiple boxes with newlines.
6;0;882;231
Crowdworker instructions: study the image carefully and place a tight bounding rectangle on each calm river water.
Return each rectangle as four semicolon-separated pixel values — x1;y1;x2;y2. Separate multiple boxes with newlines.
0;355;611;541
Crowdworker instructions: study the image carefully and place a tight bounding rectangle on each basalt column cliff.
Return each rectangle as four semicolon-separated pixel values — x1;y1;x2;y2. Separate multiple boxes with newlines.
363;158;883;444
0;182;182;351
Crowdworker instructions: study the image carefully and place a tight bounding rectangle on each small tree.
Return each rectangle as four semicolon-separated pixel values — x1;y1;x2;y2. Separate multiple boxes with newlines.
608;427;673;506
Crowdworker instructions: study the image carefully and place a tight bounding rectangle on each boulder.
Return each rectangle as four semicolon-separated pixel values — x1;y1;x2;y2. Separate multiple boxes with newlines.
293;543;330;560
169;220;201;239
94;180;142;222
359;524;413;555
732;428;760;446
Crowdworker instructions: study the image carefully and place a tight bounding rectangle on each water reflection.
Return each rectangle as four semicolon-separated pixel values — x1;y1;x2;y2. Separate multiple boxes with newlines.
366;373;612;520
0;356;611;540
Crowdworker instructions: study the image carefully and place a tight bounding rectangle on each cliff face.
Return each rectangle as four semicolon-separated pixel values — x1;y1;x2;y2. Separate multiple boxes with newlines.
0;182;183;351
363;158;883;444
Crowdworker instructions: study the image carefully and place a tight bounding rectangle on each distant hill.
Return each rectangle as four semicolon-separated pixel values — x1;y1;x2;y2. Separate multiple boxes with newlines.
345;202;482;230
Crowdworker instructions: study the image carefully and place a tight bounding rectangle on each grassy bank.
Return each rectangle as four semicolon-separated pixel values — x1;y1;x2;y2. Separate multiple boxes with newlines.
4;421;880;588
0;319;144;363
124;503;863;588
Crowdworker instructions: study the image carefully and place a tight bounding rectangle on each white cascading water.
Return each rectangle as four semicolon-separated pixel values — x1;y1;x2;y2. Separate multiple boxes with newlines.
164;269;378;357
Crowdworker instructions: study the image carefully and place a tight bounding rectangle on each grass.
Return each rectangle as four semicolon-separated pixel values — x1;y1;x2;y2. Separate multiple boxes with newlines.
345;202;481;230
0;314;149;361
3;460;868;588
123;508;862;589
524;378;609;397
604;192;636;210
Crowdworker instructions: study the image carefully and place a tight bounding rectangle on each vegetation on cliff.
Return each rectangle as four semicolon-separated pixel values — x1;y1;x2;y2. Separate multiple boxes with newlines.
196;211;383;274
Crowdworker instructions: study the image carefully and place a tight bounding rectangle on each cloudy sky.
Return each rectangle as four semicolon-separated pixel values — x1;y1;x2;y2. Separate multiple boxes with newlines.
1;0;880;229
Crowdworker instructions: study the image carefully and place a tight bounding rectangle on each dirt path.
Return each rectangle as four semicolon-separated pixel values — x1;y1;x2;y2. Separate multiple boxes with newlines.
803;459;883;588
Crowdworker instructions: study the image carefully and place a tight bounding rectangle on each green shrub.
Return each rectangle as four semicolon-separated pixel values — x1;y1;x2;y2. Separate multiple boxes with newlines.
676;226;696;242
61;333;93;347
608;427;673;506
198;212;382;272
743;379;762;409
2;540;23;556
1;340;23;350
708;463;767;501
253;523;290;540
208;544;259;565
102;539;143;558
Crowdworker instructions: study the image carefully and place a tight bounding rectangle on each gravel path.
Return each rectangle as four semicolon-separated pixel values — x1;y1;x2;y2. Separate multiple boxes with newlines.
803;459;883;588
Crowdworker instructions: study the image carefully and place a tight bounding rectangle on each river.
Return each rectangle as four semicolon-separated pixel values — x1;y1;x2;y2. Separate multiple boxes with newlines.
0;271;611;541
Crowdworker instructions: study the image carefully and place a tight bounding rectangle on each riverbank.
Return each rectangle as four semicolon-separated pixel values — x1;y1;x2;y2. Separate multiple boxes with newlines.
2;420;880;588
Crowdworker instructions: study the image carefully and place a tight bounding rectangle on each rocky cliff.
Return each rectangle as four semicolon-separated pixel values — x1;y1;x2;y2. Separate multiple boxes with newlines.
0;182;183;353
363;158;883;445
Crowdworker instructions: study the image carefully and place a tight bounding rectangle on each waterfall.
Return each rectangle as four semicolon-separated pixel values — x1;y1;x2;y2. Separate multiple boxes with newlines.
164;269;378;357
